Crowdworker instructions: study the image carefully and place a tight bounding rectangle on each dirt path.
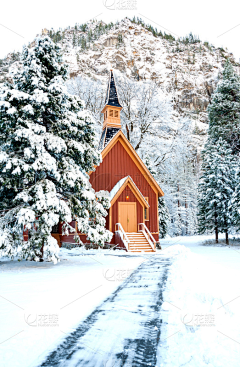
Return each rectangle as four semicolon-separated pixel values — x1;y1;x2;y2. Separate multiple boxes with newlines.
39;255;171;367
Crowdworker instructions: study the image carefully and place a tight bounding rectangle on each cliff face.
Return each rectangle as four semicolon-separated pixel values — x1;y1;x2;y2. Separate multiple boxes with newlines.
59;19;239;124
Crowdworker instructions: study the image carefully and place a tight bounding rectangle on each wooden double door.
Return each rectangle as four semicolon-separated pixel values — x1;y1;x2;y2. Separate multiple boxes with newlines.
118;202;137;232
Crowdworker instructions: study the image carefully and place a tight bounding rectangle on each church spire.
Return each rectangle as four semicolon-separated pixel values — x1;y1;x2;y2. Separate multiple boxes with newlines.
104;70;122;108
99;70;122;151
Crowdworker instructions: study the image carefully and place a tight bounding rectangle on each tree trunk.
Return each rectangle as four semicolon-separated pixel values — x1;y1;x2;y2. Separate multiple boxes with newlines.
225;231;229;245
185;199;188;236
215;227;218;243
126;124;130;141
214;207;218;243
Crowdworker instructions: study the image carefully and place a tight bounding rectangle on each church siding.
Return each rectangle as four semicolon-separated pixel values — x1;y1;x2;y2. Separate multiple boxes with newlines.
90;140;158;234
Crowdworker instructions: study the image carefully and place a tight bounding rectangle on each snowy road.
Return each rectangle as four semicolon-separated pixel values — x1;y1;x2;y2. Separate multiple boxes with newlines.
39;254;171;367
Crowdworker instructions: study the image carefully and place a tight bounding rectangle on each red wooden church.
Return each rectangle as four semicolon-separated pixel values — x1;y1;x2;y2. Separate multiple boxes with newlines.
55;71;164;252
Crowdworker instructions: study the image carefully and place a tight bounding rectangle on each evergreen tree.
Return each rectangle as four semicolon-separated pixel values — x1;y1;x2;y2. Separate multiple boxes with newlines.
72;31;77;47
81;37;86;50
158;197;170;238
87;29;92;44
198;138;235;244
0;37;111;263
117;34;123;44
230;167;240;231
198;60;240;243
208;60;240;154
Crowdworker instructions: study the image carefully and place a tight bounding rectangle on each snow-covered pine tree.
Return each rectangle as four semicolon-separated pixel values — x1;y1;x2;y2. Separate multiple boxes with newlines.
230;167;240;231
208;59;240;155
0;36;112;263
158;197;170;238
198;138;235;244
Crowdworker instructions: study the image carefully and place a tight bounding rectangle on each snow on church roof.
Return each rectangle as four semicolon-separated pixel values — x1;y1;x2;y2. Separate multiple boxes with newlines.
109;176;149;207
109;176;128;201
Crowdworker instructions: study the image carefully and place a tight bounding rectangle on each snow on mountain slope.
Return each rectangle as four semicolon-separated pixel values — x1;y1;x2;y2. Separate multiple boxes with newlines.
61;18;240;125
2;18;240;129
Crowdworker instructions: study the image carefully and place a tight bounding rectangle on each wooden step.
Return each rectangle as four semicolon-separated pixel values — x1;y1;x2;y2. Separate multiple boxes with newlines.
129;245;149;247
129;250;154;252
127;234;144;236
129;250;154;253
129;243;149;246
129;248;153;250
129;247;152;250
129;244;151;247
129;239;150;241
124;232;155;253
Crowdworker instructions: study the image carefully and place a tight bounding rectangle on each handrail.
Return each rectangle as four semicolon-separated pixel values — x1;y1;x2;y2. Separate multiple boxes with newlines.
138;223;156;252
115;223;130;251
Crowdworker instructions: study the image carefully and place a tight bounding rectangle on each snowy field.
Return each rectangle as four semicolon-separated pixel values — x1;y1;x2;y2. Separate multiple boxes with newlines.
160;235;240;367
0;235;240;366
0;248;144;367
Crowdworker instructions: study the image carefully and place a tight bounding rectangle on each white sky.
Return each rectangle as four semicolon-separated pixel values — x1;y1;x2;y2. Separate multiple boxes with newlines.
0;0;240;60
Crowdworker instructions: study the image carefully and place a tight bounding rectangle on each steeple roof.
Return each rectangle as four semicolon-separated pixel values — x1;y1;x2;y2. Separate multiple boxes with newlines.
105;70;122;108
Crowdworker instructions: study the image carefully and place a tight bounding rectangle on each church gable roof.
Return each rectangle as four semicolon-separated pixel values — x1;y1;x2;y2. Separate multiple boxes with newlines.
101;130;164;197
105;70;122;108
109;176;150;207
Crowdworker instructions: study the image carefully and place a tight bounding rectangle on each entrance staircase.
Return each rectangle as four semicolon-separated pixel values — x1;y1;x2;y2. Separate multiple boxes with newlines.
115;223;156;253
126;232;154;253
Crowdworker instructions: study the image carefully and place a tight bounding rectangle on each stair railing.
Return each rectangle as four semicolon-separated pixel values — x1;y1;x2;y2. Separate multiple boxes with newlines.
115;223;130;251
138;223;156;252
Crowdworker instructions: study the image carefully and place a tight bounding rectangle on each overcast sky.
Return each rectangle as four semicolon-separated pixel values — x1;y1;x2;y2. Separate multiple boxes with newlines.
1;0;240;60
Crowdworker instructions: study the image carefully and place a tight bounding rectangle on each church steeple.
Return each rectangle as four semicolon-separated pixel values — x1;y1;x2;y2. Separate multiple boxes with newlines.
99;70;122;150
101;70;122;130
105;70;122;108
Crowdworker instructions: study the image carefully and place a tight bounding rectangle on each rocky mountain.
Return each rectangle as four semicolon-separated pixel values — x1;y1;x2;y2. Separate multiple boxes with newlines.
2;18;239;138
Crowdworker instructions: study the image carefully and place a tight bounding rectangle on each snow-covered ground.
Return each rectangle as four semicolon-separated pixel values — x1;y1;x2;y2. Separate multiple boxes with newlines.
0;248;144;367
159;235;240;367
1;235;240;366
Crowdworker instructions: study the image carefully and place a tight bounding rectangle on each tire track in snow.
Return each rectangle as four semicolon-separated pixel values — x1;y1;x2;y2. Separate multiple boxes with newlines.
39;255;171;367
